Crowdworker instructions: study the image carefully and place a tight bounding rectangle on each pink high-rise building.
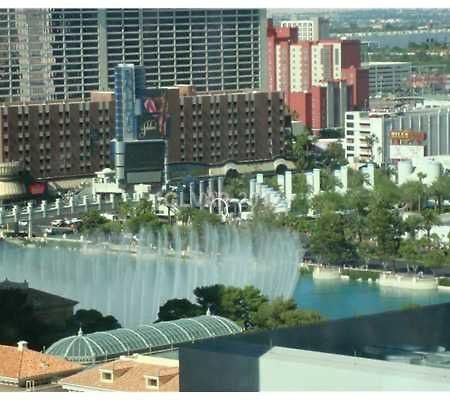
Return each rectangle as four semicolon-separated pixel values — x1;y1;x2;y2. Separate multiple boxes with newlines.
267;19;369;134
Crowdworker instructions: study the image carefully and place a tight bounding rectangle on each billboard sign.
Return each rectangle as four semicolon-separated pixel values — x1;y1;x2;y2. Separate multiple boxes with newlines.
390;130;427;143
138;89;170;140
124;140;165;172
28;182;47;196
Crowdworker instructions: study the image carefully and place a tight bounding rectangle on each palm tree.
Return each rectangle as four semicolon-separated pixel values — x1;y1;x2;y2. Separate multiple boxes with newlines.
417;172;427;184
365;134;376;162
177;207;193;225
421;209;438;241
430;175;450;213
162;191;177;224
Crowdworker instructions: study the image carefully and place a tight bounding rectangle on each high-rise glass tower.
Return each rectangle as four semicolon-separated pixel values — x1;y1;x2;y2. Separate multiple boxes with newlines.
114;64;146;142
0;8;267;103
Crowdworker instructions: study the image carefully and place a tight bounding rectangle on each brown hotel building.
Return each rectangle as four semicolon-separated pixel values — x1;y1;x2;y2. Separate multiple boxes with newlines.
166;86;292;166
0;94;115;180
0;87;292;181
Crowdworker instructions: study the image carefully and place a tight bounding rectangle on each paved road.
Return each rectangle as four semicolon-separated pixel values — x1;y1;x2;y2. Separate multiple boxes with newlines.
2;203;116;235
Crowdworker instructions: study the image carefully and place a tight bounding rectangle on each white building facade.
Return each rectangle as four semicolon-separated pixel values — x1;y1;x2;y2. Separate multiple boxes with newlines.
345;108;450;167
280;17;330;41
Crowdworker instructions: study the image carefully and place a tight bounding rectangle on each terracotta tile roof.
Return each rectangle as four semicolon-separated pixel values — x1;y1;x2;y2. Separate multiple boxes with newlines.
60;357;179;392
0;345;83;382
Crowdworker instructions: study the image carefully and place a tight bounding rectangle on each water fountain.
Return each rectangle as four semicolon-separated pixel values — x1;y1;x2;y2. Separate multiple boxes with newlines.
0;224;302;327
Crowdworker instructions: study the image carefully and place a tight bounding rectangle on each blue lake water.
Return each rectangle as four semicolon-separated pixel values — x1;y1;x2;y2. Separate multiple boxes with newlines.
293;276;450;320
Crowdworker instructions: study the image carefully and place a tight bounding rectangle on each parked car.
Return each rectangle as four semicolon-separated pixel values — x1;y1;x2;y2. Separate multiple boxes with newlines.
51;219;64;227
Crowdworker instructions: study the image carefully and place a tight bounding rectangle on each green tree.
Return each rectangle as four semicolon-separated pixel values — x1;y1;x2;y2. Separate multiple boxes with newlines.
398;238;422;266
194;284;225;311
116;199;134;220
367;198;403;256
223;175;249;199
252;298;323;330
157;299;203;322
79;210;109;233
344;212;367;245
101;220;123;236
250;199;280;227
190;209;222;229
290;173;310;214
311;191;346;214
403;214;423;240
421;208;439;241
162;191;178;224
400;181;428;212
66;309;121;334
309;211;357;264
177;207;194;225
320;168;340;192
374;169;401;206
422;248;447;268
126;210;162;234
292;132;315;172
134;198;155;217
417;172;427;184
348;169;368;190
194;284;268;327
320;142;347;170
430;175;450;212
219;286;268;327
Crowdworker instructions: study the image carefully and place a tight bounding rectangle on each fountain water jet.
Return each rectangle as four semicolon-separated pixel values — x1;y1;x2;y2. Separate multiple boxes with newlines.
0;224;302;327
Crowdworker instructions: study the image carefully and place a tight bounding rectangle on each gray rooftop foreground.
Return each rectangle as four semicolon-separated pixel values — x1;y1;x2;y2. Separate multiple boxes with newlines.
179;302;450;391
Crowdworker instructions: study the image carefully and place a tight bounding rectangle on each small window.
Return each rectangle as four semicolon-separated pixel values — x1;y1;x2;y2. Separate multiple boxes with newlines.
145;376;159;389
100;371;113;382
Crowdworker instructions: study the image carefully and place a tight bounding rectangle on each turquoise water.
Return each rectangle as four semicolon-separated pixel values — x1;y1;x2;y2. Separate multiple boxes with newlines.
293;276;450;320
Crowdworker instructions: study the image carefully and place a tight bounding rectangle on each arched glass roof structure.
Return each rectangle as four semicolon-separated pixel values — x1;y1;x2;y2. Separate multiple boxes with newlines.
46;315;242;364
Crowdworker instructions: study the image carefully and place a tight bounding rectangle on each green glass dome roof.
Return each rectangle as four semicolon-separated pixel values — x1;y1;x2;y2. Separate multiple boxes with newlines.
46;315;242;364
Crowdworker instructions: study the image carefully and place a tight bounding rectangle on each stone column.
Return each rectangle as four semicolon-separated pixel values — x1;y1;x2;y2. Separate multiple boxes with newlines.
55;199;62;216
110;193;116;210
277;174;285;193
83;195;88;212
313;168;321;196
27;202;33;239
12;205;19;223
69;196;75;214
285;170;292;201
41;200;47;218
208;177;214;198
97;194;102;211
249;178;256;202
255;182;262;199
179;189;185;207
217;176;224;213
189;182;195;208
199;180;205;206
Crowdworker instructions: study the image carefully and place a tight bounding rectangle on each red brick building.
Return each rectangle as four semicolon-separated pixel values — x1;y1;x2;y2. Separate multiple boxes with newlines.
267;19;369;134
